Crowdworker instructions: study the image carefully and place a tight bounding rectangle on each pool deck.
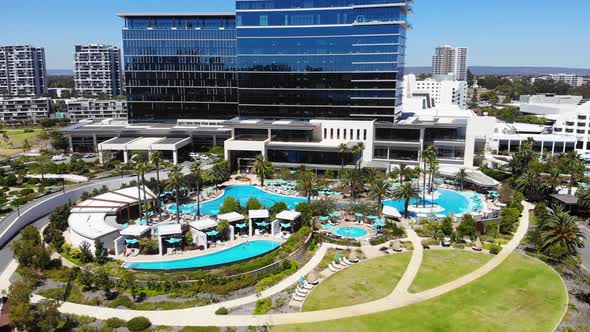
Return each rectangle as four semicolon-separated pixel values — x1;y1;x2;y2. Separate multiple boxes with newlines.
115;235;285;263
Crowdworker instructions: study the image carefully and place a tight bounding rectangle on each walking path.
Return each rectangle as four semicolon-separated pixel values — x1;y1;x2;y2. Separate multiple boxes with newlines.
27;202;531;327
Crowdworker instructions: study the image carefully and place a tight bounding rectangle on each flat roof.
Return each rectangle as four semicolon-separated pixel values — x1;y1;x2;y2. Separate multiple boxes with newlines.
550;194;578;205
276;210;301;221
118;12;235;18
217;212;245;223
249;210;269;219
104;137;138;145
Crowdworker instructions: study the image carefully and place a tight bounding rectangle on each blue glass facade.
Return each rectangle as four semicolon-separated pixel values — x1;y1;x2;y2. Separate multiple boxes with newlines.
236;0;410;120
121;14;238;123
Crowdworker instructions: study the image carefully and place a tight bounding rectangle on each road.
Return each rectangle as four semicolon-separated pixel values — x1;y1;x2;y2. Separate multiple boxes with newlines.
578;222;590;273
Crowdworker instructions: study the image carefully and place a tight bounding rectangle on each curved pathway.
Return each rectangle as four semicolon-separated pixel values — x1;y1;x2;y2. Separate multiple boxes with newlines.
29;202;531;327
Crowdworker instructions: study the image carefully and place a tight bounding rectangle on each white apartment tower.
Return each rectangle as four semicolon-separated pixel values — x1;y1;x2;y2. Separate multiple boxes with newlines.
0;45;48;97
74;44;123;97
549;73;584;87
432;45;468;81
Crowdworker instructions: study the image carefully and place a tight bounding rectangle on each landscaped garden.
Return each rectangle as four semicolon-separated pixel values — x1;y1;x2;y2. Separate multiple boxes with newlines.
275;253;568;332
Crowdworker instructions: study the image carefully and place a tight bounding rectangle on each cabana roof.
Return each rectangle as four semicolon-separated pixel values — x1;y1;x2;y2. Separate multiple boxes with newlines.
217;212;244;223
276;210;301;221
382;206;401;218
119;224;151;237
189;218;218;231
249;209;269;219
157;223;182;236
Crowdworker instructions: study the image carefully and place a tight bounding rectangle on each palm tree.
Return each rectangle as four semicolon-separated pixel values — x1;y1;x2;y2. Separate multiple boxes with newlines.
541;211;586;260
210;160;230;191
427;158;439;193
543;168;562;194
296;171;321;203
164;165;186;223
252;154;273;186
134;161;150;215
420;146;436;206
391;182;420;219
456;168;468;191
190;161;204;219
352;143;365;171
369;179;391;211
150;151;163;199
365;168;382;185
559;151;585;195
338;143;349;179
576;187;590;209
515;170;548;201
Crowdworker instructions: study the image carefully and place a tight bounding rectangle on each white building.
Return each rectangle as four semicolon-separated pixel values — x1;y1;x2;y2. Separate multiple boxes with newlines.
549;73;584;87
74;44;123;97
551;101;590;155
403;74;468;109
0;45;48;97
432;45;468;81
0;97;50;124
65;98;127;121
519;94;584;118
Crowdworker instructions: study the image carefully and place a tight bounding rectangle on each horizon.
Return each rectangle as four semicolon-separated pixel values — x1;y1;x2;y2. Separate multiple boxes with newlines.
1;0;589;69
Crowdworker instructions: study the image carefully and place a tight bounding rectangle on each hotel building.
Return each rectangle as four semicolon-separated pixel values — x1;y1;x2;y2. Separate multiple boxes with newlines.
73;44;123;97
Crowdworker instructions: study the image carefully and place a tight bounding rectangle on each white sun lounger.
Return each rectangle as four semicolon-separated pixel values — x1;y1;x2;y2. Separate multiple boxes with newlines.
293;295;306;302
333;261;344;269
338;258;349;266
301;283;314;290
328;263;338;272
295;289;308;297
343;257;353;264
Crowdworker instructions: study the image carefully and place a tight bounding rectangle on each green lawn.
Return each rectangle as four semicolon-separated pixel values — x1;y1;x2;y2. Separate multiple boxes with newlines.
302;252;411;311
0;129;44;157
275;253;567;332
409;250;493;293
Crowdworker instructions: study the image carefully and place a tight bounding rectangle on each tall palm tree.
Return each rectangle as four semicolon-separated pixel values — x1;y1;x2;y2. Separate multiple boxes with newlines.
576;187;590;209
420;146;436;206
515;170;548;201
559;151;585;195
134;161;150;215
338;143;349;179
427;158;439;193
456;168;468;191
541;211;586;260
352;143;365;170
389;167;401;183
252;154;273;186
369;179;391;211
150;151;163;199
190;161;204;220
165;165;186;223
391;182;420;219
210;160;230;190
296;171;321;203
543;168;562;194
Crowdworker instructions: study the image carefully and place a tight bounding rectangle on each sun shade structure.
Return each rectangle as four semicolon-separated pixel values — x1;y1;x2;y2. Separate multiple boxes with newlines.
206;230;220;236
217;212;244;223
189;218;218;231
248;209;269;219
382;206;402;219
156;223;182;237
255;221;270;227
276;210;301;221
119;224;151;237
319;216;330;221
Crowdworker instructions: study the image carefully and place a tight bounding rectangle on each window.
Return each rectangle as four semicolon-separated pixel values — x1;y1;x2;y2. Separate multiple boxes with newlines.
330;128;334;139
357;129;360;140
260;15;269;26
343;129;347;140
350;129;353;139
363;130;367;140
337;129;340;140
324;128;327;139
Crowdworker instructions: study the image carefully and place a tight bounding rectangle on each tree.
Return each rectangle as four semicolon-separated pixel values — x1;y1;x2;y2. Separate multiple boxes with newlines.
456;214;478;240
369;178;391;210
94;240;108;264
78;242;94;264
32;155;52;182
295;202;313;228
77;271;95;291
189;161;204;219
22;138;32;152
269;201;288;217
486;221;499;238
466;69;475;87
36;298;61;332
134;161;150;214
219;197;240;214
246;197;263;210
541;211;586;261
420;146;436;206
209;160;230;189
95;271;114;298
577;187;590;209
217;219;230;241
508;140;534;177
338;143;349;178
164;165;186;223
391;182;420;219
559;151;585;195
49;132;69;152
500;208;520;234
8;281;34;331
150;151;163;200
12;225;51;270
252;154;274;186
515;170;548;201
390;163;411;183
441;216;454;237
456;168;468;191
296;171;321;203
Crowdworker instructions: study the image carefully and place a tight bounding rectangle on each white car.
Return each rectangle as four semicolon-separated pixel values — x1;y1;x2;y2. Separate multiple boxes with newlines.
52;155;67;162
200;155;209;161
83;153;95;159
189;152;201;160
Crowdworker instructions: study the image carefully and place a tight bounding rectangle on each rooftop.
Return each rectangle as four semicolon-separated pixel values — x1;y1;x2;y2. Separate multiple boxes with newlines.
117;12;235;18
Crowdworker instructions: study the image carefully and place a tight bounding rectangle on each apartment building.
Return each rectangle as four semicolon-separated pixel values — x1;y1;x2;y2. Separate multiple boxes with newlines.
0;45;48;97
74;44;123;96
65;98;127;121
0;97;50;124
432;45;468;81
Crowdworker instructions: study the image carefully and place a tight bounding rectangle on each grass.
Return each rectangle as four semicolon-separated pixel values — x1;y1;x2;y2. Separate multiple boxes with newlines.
302;252;411;311
274;253;567;332
0;128;44;157
409;250;493;293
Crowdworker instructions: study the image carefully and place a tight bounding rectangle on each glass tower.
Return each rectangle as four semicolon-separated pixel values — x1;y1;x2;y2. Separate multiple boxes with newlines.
236;0;411;120
120;14;238;123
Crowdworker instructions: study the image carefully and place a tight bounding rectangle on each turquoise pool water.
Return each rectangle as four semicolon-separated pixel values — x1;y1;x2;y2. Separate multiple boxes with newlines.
322;225;368;238
383;188;473;217
124;240;281;270
169;185;306;216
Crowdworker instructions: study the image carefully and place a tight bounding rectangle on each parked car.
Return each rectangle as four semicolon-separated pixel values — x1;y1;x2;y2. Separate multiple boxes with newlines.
82;153;95;159
200;155;209;161
51;154;67;162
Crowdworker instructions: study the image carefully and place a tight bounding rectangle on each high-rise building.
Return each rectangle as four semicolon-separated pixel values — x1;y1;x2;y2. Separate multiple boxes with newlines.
74;44;123;97
549;73;584;87
66;98;127;121
432;45;468;81
235;0;411;120
119;13;238;123
404;74;468;109
0;45;48;97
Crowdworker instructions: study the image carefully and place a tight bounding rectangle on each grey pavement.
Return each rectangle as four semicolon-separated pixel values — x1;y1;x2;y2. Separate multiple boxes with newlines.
578;222;590;272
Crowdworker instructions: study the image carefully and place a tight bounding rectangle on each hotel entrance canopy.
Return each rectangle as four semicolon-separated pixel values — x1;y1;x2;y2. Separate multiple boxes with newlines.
98;136;191;164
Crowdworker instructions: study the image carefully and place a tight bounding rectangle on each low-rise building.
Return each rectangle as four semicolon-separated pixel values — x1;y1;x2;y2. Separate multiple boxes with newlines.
65;98;127;121
403;74;468;109
549;73;584;87
0;97;50;124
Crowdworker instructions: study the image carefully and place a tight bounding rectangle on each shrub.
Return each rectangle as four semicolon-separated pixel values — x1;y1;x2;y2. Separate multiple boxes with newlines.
219;197;240;214
27;178;39;185
246;197;263;211
421;238;439;246
139;238;158;255
488;244;502;255
126;317;151;331
107;295;133;308
215;307;229;315
253;298;272;315
105;317;126;328
451;243;465;249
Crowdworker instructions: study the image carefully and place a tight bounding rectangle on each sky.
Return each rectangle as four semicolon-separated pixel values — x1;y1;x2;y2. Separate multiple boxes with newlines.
1;0;589;70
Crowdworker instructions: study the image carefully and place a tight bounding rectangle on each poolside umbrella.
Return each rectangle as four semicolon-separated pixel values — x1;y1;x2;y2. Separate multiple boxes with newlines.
256;221;270;227
206;230;219;237
367;215;378;220
374;219;386;227
125;238;139;245
330;212;339;218
355;212;365;217
319;216;330;222
334;252;341;260
280;222;291;229
235;223;248;229
165;238;182;244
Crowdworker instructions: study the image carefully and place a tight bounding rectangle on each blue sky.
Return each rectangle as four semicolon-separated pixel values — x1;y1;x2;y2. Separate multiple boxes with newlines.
1;0;588;69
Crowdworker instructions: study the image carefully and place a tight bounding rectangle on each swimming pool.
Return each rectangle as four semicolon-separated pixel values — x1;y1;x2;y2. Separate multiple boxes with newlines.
322;225;368;238
169;185;307;216
124;240;281;270
383;188;473;217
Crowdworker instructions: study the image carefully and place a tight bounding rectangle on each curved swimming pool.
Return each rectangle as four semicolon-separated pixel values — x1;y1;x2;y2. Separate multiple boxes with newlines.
124;240;281;270
323;225;368;238
169;185;306;216
383;188;473;217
